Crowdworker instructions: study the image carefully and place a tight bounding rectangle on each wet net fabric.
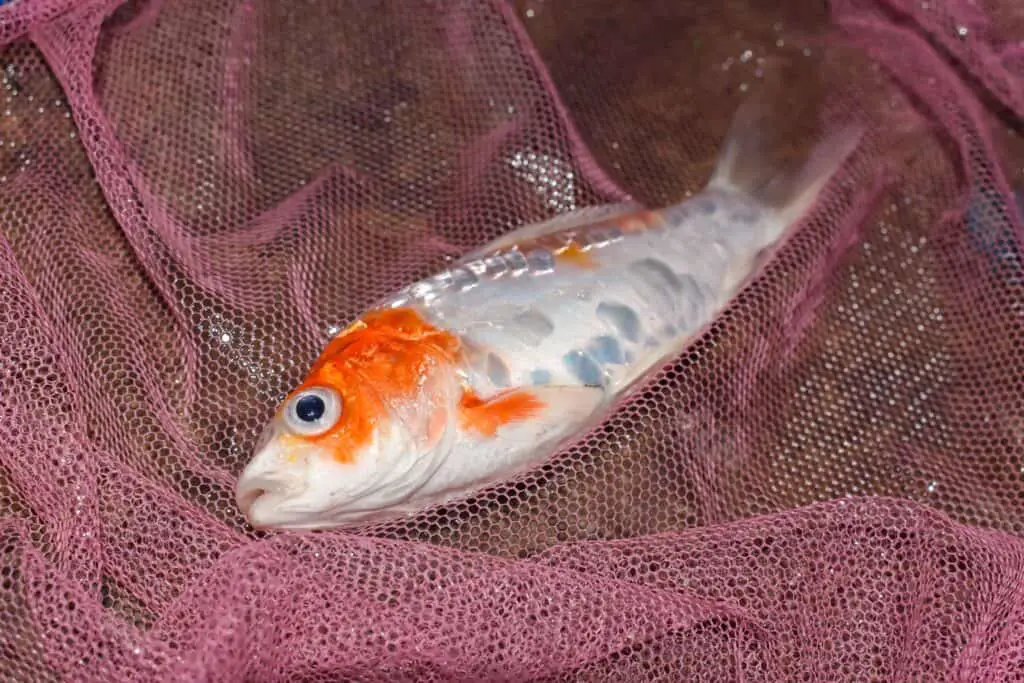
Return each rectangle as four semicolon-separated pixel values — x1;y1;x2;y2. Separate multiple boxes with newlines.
0;0;1022;680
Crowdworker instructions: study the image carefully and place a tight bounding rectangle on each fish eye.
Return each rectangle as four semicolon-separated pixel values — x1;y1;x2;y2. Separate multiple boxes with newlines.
284;387;342;436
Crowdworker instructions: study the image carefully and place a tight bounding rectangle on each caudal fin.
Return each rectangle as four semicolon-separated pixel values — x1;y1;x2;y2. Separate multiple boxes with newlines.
707;91;864;239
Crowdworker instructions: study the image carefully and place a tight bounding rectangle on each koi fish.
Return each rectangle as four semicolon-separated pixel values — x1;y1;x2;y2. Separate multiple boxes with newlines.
235;97;862;530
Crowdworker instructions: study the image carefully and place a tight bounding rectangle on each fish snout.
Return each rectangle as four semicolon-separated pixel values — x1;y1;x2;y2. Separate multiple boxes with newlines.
235;453;306;523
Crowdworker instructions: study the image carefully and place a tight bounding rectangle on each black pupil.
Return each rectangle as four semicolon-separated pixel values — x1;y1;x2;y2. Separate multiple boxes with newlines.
295;394;326;423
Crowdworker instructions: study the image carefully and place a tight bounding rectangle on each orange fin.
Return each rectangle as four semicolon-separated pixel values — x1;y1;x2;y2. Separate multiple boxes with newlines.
456;384;606;457
458;388;545;437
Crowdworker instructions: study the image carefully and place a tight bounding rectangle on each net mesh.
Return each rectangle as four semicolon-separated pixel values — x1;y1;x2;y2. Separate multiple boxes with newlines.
0;0;1022;680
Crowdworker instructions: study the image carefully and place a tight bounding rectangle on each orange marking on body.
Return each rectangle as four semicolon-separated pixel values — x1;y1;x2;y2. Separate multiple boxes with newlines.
457;388;545;437
287;307;464;462
554;242;598;269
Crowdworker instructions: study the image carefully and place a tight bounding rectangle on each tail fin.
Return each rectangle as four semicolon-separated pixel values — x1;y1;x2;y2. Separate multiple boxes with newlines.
707;91;864;238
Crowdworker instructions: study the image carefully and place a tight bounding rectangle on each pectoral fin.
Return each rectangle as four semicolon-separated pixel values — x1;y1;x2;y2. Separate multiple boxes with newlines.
457;385;606;447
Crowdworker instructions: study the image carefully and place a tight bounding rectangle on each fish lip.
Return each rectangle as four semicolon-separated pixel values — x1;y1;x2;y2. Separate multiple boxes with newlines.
240;484;381;530
235;433;310;524
235;469;300;518
237;474;415;531
242;491;302;530
235;481;266;517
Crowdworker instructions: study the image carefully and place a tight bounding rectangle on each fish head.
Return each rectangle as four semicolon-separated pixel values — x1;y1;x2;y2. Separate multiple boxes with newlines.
235;308;463;530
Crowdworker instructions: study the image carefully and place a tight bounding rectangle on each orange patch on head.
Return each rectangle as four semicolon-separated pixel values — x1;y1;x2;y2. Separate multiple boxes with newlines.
457;388;545;437
554;242;598;269
314;308;459;373
287;307;463;462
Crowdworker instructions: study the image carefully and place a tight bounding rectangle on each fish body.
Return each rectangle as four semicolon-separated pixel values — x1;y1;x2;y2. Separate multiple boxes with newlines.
389;194;763;398
235;98;862;530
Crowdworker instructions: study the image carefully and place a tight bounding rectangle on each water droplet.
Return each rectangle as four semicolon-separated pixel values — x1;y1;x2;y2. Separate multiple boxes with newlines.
956;25;968;37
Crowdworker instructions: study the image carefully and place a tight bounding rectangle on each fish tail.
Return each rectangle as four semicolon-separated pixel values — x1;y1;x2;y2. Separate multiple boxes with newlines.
707;90;864;249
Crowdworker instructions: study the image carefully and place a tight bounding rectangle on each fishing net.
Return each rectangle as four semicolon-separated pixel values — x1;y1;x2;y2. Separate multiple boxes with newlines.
0;0;1022;680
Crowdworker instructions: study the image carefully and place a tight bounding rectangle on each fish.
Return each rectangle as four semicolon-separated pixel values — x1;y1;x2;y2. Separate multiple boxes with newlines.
234;96;863;531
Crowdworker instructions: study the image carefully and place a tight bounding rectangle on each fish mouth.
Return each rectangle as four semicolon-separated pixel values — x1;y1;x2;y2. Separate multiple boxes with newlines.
235;431;310;528
242;494;425;531
236;484;266;518
239;487;375;531
238;489;314;530
235;472;304;527
237;488;283;529
235;470;424;531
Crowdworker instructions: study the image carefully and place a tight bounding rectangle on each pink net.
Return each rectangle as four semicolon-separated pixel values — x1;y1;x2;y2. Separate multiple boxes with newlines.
0;0;1022;679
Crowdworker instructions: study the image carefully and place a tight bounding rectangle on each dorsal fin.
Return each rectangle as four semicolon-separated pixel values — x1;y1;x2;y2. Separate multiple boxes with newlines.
460;202;641;262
